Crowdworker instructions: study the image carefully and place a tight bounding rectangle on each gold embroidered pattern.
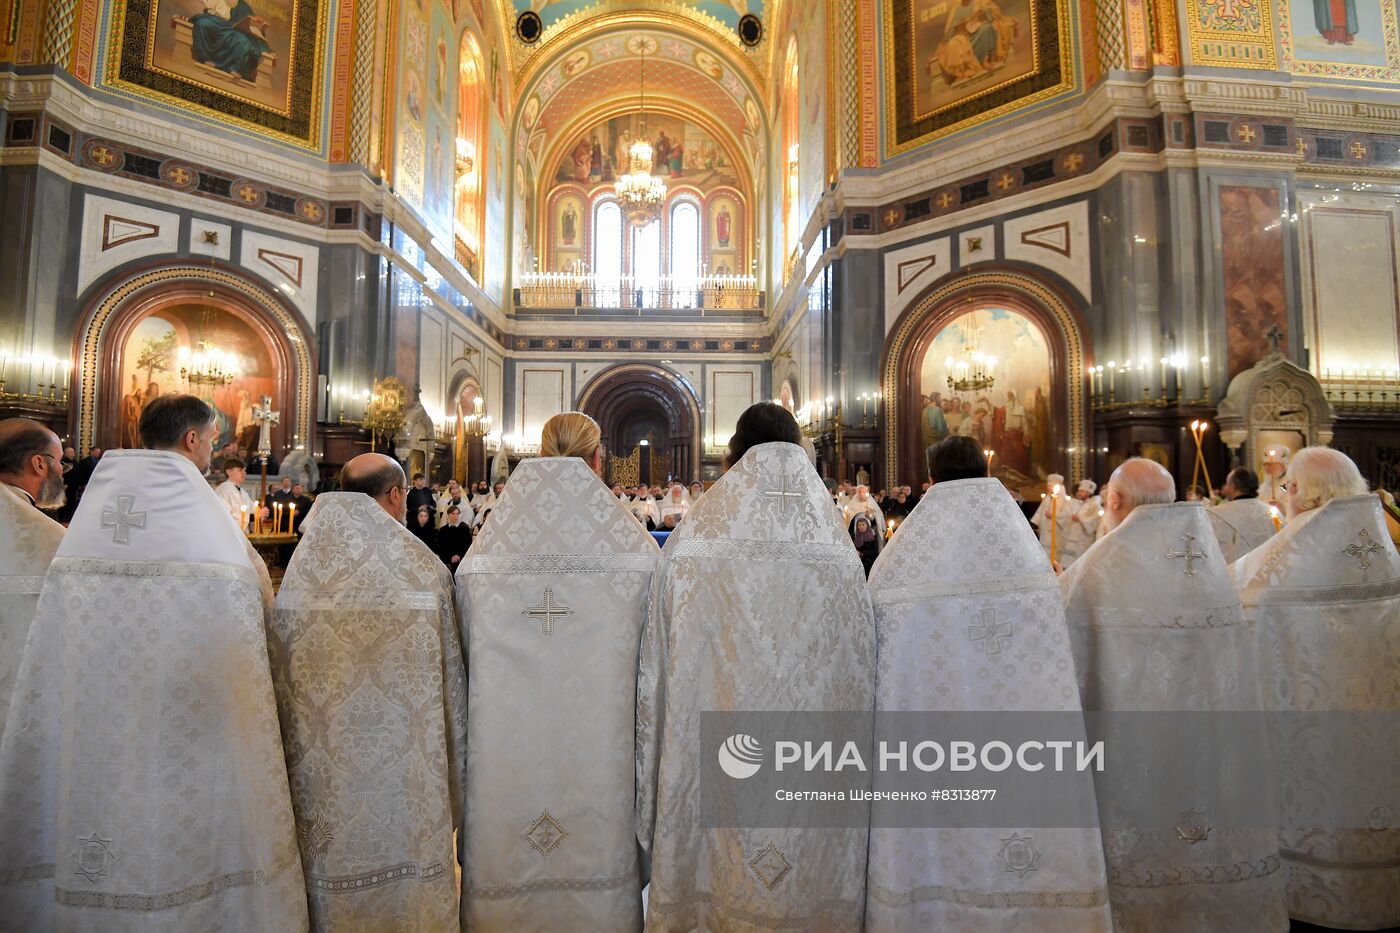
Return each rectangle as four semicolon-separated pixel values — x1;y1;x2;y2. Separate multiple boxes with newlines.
749;842;793;890
524;812;568;855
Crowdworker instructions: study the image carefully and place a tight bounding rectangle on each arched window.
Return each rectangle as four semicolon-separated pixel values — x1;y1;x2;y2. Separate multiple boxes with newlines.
783;36;801;263
593;200;623;304
670;201;700;307
455;32;487;280
632;220;662;304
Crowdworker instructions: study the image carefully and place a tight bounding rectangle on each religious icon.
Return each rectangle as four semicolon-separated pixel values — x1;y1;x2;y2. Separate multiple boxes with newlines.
716;205;732;248
694;49;723;79
561;49;591;78
522;94;540;129
561;203;578;245
1312;0;1358;44
435;35;448;107
405;71;424;124
162;0;276;88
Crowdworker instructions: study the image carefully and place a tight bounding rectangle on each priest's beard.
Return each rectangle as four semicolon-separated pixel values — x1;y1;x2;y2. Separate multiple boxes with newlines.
36;470;66;510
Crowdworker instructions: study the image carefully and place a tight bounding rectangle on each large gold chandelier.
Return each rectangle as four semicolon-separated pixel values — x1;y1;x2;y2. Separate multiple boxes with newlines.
615;42;665;228
178;340;240;388
945;311;997;394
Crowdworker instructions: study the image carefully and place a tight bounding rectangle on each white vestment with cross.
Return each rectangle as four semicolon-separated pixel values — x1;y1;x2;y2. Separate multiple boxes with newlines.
454;456;660;930
1059;501;1289;931
865;477;1111;931
1233;494;1400;930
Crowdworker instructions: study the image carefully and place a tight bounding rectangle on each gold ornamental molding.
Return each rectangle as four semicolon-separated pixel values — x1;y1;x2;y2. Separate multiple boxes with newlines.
77;266;314;451
882;271;1086;484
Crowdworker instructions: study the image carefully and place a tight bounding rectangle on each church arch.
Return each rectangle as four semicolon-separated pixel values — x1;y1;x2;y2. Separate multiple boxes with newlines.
577;363;702;483
883;268;1091;489
75;263;316;453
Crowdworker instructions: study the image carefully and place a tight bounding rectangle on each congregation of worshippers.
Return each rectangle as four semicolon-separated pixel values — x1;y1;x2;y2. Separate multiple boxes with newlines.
0;393;1397;932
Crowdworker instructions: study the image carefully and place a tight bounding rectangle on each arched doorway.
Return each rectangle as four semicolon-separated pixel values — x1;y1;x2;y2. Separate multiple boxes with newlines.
577;364;701;484
75;264;315;454
882;269;1090;491
449;373;485;485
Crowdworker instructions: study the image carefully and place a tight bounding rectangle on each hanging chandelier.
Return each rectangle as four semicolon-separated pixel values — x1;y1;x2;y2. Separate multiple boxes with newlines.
178;340;240;388
945;310;997;394
615;40;665;228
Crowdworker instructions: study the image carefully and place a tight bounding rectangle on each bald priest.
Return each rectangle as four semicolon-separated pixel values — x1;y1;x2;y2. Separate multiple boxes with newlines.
0;394;307;931
271;453;467;931
0;419;67;739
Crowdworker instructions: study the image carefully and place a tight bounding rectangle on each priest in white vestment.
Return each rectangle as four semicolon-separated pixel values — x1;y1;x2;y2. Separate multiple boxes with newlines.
0;394;307;931
0;419;67;737
1208;468;1277;564
630;490;659;529
638;403;876;930
842;484;885;532
215;455;263;530
1232;447;1400;930
271;453;467;931
866;437;1111;931
1063;479;1102;560
1059;458;1287;932
1031;473;1081;567
457;413;658;930
657;483;689;528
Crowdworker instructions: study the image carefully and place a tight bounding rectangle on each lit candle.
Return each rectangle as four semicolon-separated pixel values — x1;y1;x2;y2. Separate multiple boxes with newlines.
240;504;249;535
275;502;283;534
288;504;296;534
1050;484;1060;566
1269;505;1282;532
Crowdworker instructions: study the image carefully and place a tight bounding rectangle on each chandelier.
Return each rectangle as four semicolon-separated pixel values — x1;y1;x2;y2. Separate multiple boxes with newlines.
178;340;240;388
615;41;665;227
945;312;996;394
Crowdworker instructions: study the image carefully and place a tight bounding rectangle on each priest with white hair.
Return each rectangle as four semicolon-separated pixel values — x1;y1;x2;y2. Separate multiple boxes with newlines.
457;412;659;929
1208;467;1277;563
0;419;66;737
638;402;876;929
657;482;689;529
1233;447;1400;930
1059;457;1287;931
270;452;467;930
0;394;307;931
865;436;1111;931
842;483;885;533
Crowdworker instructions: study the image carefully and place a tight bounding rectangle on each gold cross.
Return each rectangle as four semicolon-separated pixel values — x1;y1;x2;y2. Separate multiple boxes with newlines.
1350;140;1367;160
1295;137;1307;156
91;146;114;165
239;185;260;203
167;166;191;185
996;174;1015;192
1063;152;1084;171
937;191;954;209
1236;124;1256;143
884;208;901;227
522;587;572;636
1167;534;1208;576
303;201;323;220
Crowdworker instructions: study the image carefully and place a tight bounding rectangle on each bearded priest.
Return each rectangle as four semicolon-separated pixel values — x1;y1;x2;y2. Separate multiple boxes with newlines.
271;452;467;931
0;394;307;931
865;436;1111;931
637;402;876;930
0;419;66;737
1208;468;1277;563
1233;447;1400;930
456;412;658;929
1059;458;1287;932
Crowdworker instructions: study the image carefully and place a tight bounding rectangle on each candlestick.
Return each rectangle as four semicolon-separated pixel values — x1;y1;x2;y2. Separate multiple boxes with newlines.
288;504;296;534
1159;357;1168;404
983;448;995;477
1197;422;1215;495
1050;484;1060;566
1189;420;1203;491
240;504;250;536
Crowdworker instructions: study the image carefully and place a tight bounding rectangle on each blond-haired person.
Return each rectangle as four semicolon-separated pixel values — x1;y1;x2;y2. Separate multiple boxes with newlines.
1233;447;1400;930
455;412;659;929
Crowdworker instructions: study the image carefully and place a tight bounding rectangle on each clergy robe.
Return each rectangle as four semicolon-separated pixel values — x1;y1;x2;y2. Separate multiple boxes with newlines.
456;457;659;930
1060;502;1288;932
0;484;63;738
638;441;876;930
1031;489;1082;566
0;449;307;931
1064;494;1102;558
842;494;885;535
271;493;466;931
1208;497;1276;564
216;477;257;527
866;477;1111;931
1232;494;1400;930
629;494;659;529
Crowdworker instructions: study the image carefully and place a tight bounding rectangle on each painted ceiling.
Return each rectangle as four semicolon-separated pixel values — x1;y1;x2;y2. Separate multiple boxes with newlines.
508;0;763;32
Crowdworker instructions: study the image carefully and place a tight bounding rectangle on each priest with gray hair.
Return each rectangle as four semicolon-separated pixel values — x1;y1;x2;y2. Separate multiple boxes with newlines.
1233;447;1400;930
270;451;467;930
1059;457;1287;931
0;394;308;930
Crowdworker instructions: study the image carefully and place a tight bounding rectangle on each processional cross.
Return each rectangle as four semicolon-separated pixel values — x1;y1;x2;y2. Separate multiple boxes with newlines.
251;395;280;506
522;587;573;636
1167;534;1208;576
763;473;804;513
